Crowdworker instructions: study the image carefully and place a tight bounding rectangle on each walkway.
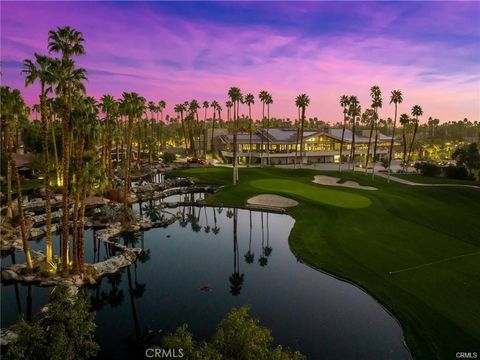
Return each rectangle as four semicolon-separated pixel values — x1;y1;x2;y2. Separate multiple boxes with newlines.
375;172;480;189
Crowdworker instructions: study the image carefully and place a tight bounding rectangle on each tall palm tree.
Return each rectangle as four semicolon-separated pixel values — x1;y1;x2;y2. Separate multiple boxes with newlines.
174;103;187;149
296;94;310;167
48;26;86;272
22;53;57;267
244;93;255;167
0;87;34;269
100;95;117;189
228;87;242;184
210;100;220;154
365;86;382;178
399;113;411;170
407;105;423;166
265;93;273;166
258;90;269;166
202;101;209;157
348;96;361;172
121;92;146;222
387;90;403;182
188;99;200;156
338;95;350;171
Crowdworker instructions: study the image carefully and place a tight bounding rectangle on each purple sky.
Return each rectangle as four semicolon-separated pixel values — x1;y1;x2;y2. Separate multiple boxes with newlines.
1;1;479;123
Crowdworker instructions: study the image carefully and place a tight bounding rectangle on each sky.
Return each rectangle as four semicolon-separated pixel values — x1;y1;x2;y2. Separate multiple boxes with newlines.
1;1;479;123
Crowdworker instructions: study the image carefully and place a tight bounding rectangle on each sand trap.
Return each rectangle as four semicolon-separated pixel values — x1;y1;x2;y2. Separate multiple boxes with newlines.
247;194;298;208
313;175;377;190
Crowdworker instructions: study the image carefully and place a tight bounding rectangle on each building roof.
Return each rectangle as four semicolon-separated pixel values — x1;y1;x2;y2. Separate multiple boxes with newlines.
220;128;392;144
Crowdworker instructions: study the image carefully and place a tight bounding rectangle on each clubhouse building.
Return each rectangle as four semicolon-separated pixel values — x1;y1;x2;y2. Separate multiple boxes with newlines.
216;128;398;165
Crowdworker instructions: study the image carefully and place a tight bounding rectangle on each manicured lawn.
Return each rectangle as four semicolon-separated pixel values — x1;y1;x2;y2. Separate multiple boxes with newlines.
170;166;480;359
392;173;480;186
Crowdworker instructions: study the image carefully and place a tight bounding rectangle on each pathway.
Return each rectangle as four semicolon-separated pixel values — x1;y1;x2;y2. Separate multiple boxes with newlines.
374;172;480;189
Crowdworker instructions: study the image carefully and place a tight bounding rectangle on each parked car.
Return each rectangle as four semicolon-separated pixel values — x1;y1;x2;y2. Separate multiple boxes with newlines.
187;158;207;165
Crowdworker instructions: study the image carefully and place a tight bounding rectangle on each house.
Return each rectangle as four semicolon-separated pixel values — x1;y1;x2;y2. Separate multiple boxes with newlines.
217;128;400;165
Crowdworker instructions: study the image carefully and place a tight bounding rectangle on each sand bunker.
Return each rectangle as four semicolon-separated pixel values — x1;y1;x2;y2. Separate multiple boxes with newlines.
312;175;377;190
247;194;298;208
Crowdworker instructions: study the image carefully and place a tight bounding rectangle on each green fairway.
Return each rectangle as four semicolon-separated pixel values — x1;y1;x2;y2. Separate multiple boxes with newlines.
170;166;480;359
391;173;480;186
250;178;371;208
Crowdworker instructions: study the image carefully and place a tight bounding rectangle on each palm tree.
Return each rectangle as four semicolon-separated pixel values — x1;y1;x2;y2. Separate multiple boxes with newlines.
48;26;86;272
22;53;57;267
399;113;411;170
244;210;254;264
244;93;255;167
0;87;34;269
100;95;117;189
266;93;274;165
387;90;403;182
228;87;242;184
121;92;146;222
174;103;187;149
188;99;200;156
365;86;382;178
348;96;361;172
407;105;423;166
210;100;220;154
296;94;310;167
258;90;269;166
338;95;350;171
202;101;209;157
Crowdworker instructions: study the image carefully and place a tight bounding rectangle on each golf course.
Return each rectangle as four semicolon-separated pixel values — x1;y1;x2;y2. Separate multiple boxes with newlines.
170;166;480;359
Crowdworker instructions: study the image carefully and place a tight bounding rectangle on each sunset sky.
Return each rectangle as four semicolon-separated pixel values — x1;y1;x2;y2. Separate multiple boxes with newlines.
1;1;479;123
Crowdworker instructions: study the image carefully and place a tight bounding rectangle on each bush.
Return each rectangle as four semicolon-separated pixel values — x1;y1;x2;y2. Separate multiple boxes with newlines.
417;162;441;177
444;165;473;180
161;151;176;164
5;285;99;360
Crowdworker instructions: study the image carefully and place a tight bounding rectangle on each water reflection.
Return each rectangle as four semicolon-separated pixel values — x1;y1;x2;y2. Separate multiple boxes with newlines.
2;204;410;359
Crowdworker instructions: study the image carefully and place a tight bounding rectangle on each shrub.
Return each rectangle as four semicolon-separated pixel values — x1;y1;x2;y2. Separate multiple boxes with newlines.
162;151;176;164
417;162;441;177
444;165;473;180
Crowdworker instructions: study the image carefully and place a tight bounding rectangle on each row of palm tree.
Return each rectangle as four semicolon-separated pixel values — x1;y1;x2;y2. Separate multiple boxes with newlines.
337;88;422;181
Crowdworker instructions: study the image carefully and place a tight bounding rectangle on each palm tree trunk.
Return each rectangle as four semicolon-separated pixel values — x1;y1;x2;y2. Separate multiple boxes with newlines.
232;101;238;185
294;107;300;168
299;107;306;167
351;118;356;172
365;117;374;174
248;105;252;167
5;123;13;219
339;113;347;172
407;121;419;167
371;117;379;180
10;145;33;269
50;116;61;186
61;95;71;273
211;111;216;154
40;89;53;264
78;181;87;273
387;104;398;182
124;115;134;222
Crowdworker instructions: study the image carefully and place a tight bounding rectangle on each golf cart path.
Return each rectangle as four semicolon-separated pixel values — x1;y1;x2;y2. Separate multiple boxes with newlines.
375;173;480;189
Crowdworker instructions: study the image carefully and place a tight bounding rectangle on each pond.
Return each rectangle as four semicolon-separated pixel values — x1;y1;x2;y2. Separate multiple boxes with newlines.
1;205;410;359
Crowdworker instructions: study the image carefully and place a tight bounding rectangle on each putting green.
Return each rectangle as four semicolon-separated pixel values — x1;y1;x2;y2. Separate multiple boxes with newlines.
250;179;371;208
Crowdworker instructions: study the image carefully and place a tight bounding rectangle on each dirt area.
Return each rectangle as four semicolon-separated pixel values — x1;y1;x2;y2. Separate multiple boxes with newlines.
312;175;377;190
247;194;299;208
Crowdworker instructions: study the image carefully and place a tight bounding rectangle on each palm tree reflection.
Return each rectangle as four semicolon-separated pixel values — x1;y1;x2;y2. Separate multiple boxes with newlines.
229;208;244;296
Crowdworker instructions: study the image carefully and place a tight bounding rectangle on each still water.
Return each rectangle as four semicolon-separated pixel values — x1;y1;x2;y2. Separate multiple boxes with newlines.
1;204;410;359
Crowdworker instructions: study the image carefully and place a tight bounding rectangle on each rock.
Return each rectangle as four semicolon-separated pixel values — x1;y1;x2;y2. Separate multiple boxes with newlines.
0;328;18;346
1;269;18;281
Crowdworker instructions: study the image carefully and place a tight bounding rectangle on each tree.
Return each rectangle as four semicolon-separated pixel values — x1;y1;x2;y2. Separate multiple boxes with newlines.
258;90;269;166
0;87;34;270
121;92;146;223
387;90;403;181
48;25;87;272
348;96;361;171
338;95;350;171
367;86;382;179
295;94;310;167
265;93;273;166
5;285;99;360
399;113;411;170
188;99;200;156
100;95;117;189
453;142;480;177
406;105;423;166
228;87;242;184
202;100;209;157
161;305;305;360
244;93;255;167
22;53;57;268
210;100;220;154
